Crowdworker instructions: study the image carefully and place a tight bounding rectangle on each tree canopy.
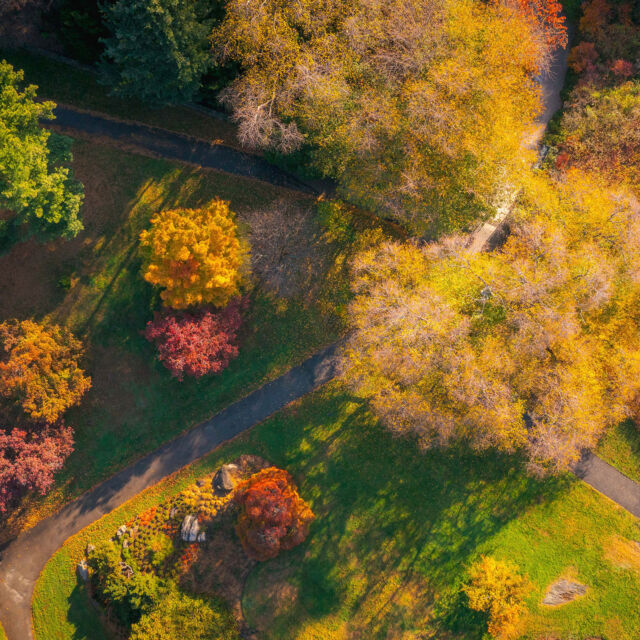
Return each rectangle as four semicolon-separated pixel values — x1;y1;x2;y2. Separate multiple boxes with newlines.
101;0;212;104
139;200;245;309
213;0;550;234
0;60;84;245
342;170;640;473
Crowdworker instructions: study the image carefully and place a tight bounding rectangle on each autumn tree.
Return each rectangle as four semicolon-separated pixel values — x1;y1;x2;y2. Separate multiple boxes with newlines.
144;298;245;380
464;556;530;639
130;589;239;640
139;200;245;309
342;170;640;473
213;0;549;234
0;423;73;512
0;60;84;247
506;0;567;51
0;320;91;423
100;0;212;105
235;468;315;561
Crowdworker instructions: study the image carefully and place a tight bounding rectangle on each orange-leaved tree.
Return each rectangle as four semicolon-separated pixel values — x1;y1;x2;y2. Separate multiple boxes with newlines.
464;556;531;639
140;200;245;309
235;468;314;561
0;320;91;423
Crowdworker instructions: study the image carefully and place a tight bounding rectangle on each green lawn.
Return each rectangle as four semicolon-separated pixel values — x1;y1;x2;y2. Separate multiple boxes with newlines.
0;48;239;147
0;139;364;535
597;421;640;485
35;383;640;640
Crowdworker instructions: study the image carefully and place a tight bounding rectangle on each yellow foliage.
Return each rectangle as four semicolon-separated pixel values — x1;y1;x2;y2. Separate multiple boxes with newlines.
464;556;530;639
139;200;245;309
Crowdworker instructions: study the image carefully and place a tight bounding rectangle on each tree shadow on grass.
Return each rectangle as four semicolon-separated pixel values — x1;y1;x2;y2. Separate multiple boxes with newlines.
65;582;111;640
242;386;572;639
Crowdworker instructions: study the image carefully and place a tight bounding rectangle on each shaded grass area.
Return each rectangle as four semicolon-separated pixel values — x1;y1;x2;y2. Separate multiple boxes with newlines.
597;421;640;486
35;384;640;640
0;140;363;535
0;48;238;147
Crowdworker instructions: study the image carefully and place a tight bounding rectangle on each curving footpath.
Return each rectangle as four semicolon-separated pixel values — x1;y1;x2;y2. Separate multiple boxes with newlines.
51;104;334;197
0;344;340;640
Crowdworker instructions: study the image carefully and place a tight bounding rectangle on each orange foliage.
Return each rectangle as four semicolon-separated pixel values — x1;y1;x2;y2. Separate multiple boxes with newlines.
235;468;314;561
568;41;599;73
139;200;245;309
0;320;91;423
511;0;568;50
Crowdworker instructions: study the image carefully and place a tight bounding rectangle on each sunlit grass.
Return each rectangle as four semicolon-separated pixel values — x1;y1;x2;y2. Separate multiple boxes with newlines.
34;384;640;639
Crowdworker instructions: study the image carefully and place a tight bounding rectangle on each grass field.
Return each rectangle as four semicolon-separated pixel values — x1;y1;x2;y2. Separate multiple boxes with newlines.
34;383;640;640
0;139;369;536
0;48;239;147
597;422;640;485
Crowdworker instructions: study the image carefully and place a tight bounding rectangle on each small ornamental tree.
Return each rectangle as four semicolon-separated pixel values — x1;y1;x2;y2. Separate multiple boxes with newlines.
0;423;74;512
144;299;245;380
235;468;315;561
0;320;91;423
140;201;245;310
464;556;531;639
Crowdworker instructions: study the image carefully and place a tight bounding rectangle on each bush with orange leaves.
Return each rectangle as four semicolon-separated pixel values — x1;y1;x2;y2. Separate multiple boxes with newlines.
139;200;245;310
234;468;314;561
464;556;531;639
0;319;91;423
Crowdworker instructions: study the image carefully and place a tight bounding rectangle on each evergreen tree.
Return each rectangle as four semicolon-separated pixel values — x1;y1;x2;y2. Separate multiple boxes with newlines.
100;0;211;105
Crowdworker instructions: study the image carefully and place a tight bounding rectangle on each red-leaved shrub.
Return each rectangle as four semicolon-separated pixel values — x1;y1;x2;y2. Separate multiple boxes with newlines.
0;423;74;512
235;468;314;561
144;299;246;380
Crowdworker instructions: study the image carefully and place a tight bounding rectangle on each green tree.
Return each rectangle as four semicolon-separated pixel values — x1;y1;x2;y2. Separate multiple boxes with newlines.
0;61;84;247
130;589;239;640
101;0;212;105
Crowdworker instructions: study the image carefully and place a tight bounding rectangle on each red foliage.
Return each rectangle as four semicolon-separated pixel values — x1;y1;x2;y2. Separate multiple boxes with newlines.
0;423;73;512
611;59;634;78
568;41;599;73
144;298;246;380
235;468;315;561
513;0;568;50
579;0;611;37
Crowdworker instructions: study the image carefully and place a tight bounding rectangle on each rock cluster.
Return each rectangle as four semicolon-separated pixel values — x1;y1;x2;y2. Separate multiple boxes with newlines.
542;579;587;605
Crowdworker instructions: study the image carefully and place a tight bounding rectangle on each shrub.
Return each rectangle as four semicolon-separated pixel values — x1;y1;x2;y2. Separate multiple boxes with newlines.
88;541;163;628
0;423;73;512
464;556;531;639
139;200;245;310
144;299;245;380
0;320;91;423
130;588;239;640
235;468;314;561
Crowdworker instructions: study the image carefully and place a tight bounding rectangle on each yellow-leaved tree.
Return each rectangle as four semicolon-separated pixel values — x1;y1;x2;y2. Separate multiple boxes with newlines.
464;556;530;639
343;170;640;473
0;319;91;423
213;0;550;235
140;200;245;309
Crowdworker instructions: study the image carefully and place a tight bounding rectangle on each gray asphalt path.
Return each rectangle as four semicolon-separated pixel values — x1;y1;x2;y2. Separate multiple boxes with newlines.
51;105;333;196
574;452;640;519
0;343;340;640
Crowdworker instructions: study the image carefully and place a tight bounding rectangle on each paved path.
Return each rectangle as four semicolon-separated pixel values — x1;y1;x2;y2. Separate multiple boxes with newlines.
51;105;333;196
0;343;340;640
574;452;640;519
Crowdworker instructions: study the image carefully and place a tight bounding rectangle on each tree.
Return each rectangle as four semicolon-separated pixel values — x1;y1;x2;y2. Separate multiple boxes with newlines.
464;556;530;639
213;0;549;234
89;541;163;628
508;0;568;51
560;81;640;187
144;298;245;380
130;589;239;640
0;320;91;423
0;60;84;246
0;423;73;512
139;200;245;309
235;468;314;561
100;0;211;105
342;170;640;474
